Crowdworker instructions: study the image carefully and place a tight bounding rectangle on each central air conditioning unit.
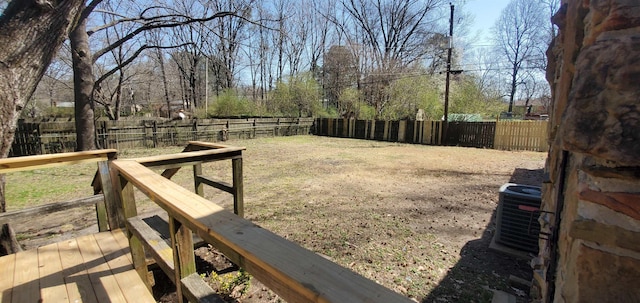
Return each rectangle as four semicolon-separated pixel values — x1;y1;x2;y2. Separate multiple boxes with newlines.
495;183;542;254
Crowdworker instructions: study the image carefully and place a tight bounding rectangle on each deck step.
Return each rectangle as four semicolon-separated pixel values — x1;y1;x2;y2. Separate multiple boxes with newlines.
127;216;225;303
182;273;226;303
141;214;206;246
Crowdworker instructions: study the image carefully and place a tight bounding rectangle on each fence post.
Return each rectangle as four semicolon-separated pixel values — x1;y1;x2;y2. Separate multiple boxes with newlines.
369;120;375;139
192;119;198;141
398;121;406;143
152;121;158;148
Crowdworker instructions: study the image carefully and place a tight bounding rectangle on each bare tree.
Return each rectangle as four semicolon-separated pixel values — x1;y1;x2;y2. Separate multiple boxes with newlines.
0;0;85;255
492;0;546;112
208;0;251;93
68;1;238;150
337;0;447;117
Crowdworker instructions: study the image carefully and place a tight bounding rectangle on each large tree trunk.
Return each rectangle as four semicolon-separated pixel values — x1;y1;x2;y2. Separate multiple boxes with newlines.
0;0;84;255
70;14;97;151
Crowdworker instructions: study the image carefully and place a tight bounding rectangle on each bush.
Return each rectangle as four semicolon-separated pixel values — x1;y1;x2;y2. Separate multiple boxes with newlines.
211;89;255;117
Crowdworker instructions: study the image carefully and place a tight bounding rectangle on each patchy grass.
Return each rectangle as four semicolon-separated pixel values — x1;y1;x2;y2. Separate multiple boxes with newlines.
7;135;545;302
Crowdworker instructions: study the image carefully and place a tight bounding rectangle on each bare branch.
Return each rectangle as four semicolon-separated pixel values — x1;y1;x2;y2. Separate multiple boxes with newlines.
94;43;194;90
92;11;237;63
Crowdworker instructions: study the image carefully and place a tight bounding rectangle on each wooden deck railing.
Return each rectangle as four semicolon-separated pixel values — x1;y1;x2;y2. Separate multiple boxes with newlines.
0;149;117;227
2;143;413;303
107;142;413;303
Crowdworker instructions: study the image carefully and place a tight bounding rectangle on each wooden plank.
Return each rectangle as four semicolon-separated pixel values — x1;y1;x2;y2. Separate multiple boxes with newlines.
0;149;117;174
159;145;194;180
38;242;70;303
187;141;241;150
110;229;133;264
11;249;41;303
94;232;155;302
112;160;414;303
132;147;244;168
0;253;16;303
0;195;103;225
181;273;226;303
196;176;234;194
58;238;98;303
126;217;175;283
76;234;128;303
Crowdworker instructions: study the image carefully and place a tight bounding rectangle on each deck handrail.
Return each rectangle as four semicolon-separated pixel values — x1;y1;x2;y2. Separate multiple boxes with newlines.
0;149;118;231
0;149;117;174
111;159;413;303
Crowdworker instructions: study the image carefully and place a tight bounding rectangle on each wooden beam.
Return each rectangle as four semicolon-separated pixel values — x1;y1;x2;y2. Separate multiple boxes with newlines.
158;142;245;180
0;195;103;225
111;160;413;303
187;141;245;151
0;149;117;174
195;176;233;194
132;148;244;169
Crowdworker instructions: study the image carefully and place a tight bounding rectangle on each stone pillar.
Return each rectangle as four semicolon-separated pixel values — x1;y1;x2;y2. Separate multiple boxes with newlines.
533;1;640;302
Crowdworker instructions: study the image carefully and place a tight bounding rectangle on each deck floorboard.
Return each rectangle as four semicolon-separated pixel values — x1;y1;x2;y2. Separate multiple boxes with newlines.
1;229;155;303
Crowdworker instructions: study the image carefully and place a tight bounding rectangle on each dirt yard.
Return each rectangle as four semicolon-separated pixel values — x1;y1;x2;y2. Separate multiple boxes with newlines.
8;135;546;302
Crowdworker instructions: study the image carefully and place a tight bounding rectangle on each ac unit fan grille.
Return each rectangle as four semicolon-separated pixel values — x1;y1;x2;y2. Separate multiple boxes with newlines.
496;186;542;254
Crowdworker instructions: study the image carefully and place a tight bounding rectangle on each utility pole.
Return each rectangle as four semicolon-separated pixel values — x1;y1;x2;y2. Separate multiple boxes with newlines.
443;3;454;145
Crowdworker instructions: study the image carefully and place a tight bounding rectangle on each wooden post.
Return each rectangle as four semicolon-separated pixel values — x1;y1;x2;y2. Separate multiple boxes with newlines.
193;163;203;197
232;158;244;218
169;216;196;303
117;174;151;290
98;161;124;230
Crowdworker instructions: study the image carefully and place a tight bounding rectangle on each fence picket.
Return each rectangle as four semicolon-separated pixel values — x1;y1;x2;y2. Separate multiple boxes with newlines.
10;118;314;156
313;118;547;152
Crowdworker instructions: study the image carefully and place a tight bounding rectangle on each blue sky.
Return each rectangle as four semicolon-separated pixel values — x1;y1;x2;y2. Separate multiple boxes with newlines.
465;0;511;45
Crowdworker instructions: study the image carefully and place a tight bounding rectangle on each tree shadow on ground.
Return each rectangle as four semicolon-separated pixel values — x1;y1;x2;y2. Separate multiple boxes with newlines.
421;168;543;303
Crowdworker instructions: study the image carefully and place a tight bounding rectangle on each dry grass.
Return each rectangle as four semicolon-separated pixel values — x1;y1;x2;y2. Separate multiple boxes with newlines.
7;135;546;302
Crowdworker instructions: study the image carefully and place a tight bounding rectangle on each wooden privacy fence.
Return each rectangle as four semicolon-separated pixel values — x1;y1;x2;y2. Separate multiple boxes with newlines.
318;118;444;145
314;118;549;152
9;117;314;156
494;120;548;152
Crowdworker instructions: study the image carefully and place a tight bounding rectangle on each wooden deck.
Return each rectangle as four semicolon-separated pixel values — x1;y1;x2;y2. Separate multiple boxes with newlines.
0;229;155;303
